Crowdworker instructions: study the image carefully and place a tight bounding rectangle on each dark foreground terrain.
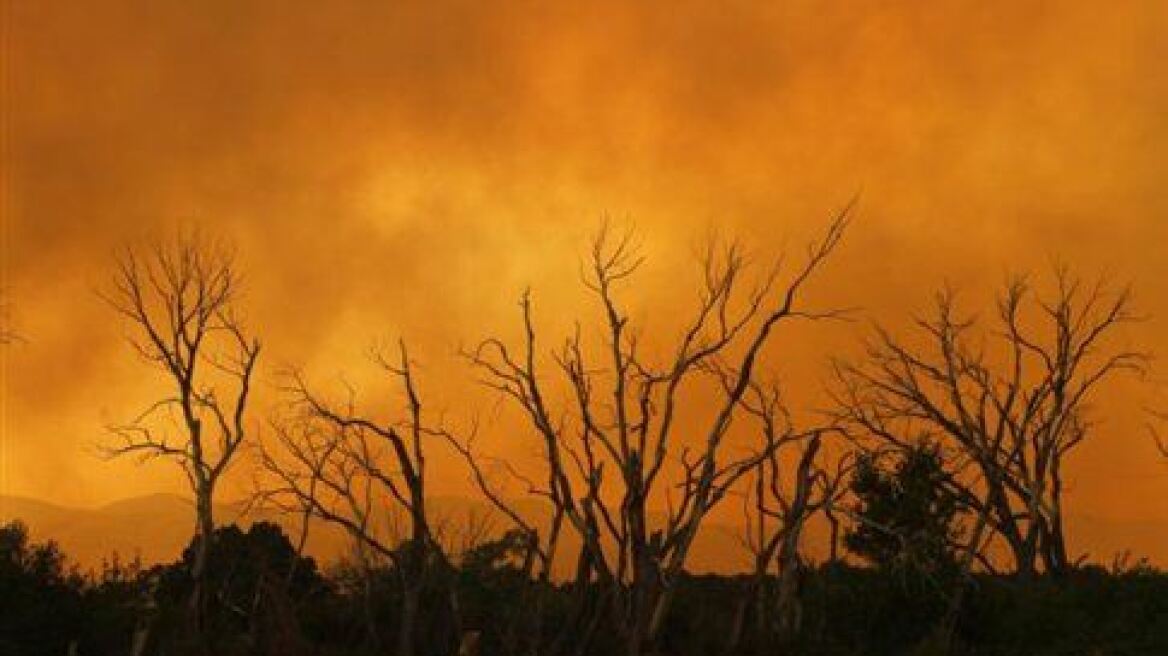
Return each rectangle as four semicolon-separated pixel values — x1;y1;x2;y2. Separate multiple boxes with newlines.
3;520;1166;656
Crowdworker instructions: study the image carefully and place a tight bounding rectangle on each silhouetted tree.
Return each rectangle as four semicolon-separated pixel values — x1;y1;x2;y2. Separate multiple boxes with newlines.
725;381;847;653
0;521;84;655
835;268;1146;577
79;554;153;656
845;443;962;579
156;522;324;652
460;208;852;655
101;234;261;639
258;340;457;656
456;528;546;655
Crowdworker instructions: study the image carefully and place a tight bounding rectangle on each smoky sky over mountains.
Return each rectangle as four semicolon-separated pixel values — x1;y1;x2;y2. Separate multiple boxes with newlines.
2;0;1167;562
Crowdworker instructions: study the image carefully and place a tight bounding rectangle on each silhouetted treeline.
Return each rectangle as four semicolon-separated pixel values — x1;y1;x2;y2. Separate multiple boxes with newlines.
3;519;1167;656
5;221;1156;655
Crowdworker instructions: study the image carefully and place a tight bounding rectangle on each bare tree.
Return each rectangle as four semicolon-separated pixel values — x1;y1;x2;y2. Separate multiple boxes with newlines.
257;341;455;656
442;420;568;656
725;381;847;654
834;268;1146;577
462;209;851;655
101;234;261;635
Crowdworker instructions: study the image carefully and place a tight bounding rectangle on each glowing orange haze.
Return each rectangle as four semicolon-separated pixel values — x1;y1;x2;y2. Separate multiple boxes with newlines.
2;1;1166;565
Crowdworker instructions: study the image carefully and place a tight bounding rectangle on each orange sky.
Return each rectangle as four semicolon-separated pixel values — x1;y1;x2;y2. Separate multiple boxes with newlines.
2;0;1167;559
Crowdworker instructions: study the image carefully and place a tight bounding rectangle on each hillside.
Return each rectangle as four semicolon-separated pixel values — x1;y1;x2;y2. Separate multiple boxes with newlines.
0;493;767;573
2;494;1163;573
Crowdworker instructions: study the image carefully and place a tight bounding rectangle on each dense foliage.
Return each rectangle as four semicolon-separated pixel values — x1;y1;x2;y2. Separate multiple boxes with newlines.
0;522;85;655
2;519;1167;655
845;443;963;579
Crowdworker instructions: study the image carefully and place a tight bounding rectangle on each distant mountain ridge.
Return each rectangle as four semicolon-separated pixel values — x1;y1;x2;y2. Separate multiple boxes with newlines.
1;493;229;569
2;493;1164;572
0;492;763;573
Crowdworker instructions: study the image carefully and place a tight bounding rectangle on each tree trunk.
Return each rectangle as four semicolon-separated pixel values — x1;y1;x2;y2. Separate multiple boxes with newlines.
645;582;675;654
397;581;421;656
572;586;610;656
774;558;803;643
825;507;841;563
934;507;991;655
723;582;751;656
189;485;215;643
1043;467;1069;575
361;569;381;652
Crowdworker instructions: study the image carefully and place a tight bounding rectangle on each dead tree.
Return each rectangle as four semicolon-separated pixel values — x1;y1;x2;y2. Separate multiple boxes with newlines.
102;235;261;635
257;341;454;656
442;422;567;656
464;209;851;655
724;381;848;654
834;268;1146;577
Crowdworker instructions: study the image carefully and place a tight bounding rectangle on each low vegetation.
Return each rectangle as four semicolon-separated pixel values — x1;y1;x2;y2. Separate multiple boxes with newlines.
3;517;1166;655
